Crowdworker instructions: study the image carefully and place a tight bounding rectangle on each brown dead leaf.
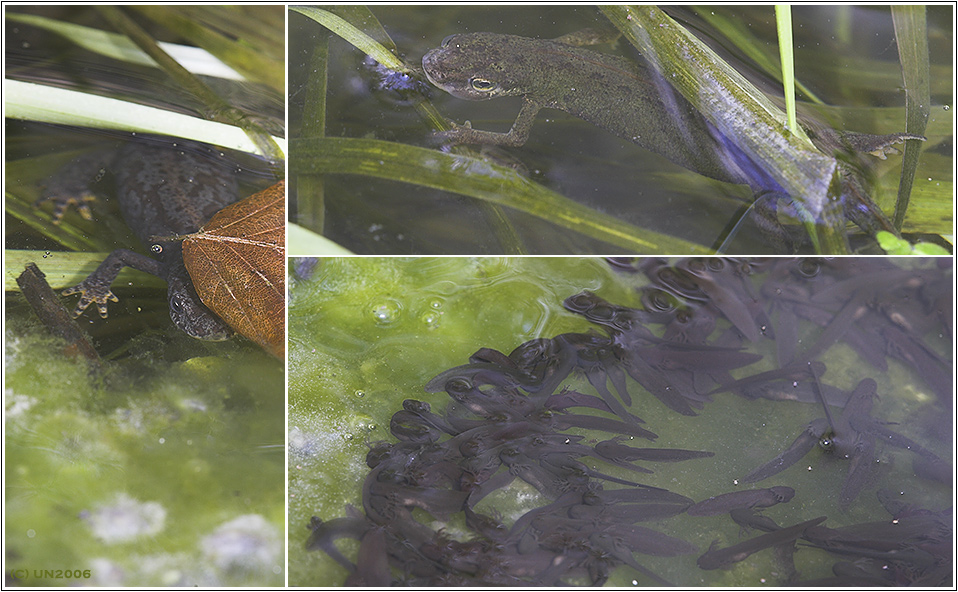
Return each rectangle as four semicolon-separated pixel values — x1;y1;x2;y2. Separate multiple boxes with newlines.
183;181;285;358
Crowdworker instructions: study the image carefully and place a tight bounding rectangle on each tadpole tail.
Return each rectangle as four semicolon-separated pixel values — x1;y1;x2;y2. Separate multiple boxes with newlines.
807;361;838;435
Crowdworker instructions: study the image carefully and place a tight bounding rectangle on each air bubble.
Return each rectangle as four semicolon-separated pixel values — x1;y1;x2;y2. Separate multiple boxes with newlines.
371;299;401;325
421;311;441;328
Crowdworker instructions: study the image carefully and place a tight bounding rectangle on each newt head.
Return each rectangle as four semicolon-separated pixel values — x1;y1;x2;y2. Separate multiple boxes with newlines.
422;33;533;101
166;262;232;341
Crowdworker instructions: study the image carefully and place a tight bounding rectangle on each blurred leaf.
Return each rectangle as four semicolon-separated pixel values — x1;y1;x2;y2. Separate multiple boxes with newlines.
5;12;245;80
183;182;286;358
795;50;951;96
132;5;285;93
95;5;284;162
289;224;354;256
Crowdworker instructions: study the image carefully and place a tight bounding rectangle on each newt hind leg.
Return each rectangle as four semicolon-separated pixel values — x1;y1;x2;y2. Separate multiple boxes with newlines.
838;131;925;160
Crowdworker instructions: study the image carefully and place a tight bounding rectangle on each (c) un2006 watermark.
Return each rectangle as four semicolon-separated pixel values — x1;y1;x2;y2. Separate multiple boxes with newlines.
8;569;92;580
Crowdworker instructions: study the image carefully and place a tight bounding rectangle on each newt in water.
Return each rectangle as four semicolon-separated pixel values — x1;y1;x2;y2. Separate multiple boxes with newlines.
422;32;923;251
38;136;238;340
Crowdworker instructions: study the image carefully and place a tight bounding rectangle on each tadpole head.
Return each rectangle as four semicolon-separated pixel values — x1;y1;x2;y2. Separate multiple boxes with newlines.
444;377;473;398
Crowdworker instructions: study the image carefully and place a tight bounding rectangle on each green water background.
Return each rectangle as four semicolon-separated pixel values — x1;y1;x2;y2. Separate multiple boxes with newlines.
4;317;285;586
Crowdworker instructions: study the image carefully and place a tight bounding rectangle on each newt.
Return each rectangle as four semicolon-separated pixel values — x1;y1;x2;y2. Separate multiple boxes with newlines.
39;137;238;340
422;32;923;250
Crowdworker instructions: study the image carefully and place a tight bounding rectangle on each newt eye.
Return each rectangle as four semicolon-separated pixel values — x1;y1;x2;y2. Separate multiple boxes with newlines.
169;294;183;315
469;77;498;92
440;34;457;48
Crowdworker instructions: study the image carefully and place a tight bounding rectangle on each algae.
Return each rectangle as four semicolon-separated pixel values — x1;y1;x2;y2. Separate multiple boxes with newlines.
4;310;285;587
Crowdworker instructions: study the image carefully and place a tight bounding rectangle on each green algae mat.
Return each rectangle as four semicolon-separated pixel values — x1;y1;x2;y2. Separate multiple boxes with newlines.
4;311;285;586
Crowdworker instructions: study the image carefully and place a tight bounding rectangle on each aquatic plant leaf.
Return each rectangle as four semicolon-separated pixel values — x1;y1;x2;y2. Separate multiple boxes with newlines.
6;80;285;157
3;250;164;292
603;6;849;253
5;12;244;80
693;8;824;105
183;181;285;358
891;5;931;229
290;6;407;73
291;137;713;255
774;5;800;135
288;224;354;256
132;5;285;93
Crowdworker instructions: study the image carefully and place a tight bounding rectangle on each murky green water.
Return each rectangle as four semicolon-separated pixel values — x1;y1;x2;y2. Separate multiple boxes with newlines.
288;257;952;586
4;310;285;586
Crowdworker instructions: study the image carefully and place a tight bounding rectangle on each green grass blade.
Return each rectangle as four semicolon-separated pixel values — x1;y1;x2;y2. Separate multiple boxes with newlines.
602;6;848;254
291;137;713;255
5;12;244;80
5;80;286;156
775;5;800;135
131;6;285;94
289;6;407;73
5;250;165;292
891;5;931;230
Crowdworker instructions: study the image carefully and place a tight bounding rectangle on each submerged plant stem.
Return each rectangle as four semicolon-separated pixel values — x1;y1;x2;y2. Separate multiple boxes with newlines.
891;5;931;230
